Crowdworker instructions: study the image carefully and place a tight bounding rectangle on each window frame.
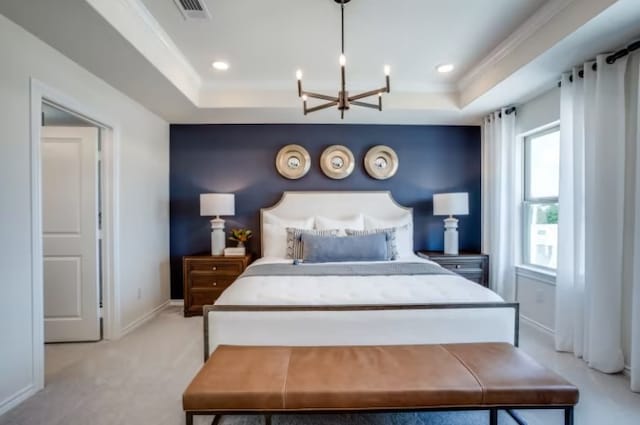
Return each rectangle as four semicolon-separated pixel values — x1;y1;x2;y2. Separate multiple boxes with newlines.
522;124;560;272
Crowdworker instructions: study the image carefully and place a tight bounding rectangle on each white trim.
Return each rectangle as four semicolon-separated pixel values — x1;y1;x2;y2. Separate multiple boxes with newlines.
517;120;561;139
458;0;573;91
0;385;36;417
85;0;201;105
516;265;556;285
520;314;555;336
169;299;184;307
29;78;121;394
119;301;170;337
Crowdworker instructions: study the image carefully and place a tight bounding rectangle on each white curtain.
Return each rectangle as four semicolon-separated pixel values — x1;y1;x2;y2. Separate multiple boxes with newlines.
555;52;640;391
629;51;640;392
482;109;517;301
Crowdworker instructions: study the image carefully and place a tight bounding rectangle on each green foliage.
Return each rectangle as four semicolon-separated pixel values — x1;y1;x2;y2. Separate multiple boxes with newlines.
229;228;253;243
534;204;558;225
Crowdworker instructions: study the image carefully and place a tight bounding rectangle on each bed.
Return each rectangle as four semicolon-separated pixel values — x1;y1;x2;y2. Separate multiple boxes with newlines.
204;191;518;358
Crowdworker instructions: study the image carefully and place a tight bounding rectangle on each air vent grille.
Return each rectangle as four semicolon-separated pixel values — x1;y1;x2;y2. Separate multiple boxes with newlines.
173;0;211;20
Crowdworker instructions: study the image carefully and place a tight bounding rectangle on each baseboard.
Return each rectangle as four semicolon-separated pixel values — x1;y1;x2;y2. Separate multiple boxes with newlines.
520;314;555;336
624;365;631;377
169;299;183;307
0;384;36;416
120;300;170;337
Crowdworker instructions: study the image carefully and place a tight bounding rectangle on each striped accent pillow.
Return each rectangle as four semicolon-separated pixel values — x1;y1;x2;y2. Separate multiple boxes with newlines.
345;227;399;260
286;228;339;259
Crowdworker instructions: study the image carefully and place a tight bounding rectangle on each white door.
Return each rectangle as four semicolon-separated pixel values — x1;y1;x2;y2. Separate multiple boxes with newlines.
42;126;100;342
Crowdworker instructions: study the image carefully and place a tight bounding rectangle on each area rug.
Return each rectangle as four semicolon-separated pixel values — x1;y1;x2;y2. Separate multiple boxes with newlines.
208;411;519;425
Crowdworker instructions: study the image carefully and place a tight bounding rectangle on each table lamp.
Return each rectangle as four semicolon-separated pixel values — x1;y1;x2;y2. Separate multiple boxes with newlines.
200;193;235;255
433;192;469;255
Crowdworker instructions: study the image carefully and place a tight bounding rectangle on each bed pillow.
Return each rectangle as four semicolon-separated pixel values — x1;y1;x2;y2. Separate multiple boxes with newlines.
286;228;340;259
315;214;365;235
364;215;413;258
262;212;314;258
345;227;399;260
301;233;389;263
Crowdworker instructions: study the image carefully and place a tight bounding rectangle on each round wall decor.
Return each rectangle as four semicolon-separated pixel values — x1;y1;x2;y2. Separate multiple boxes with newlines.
364;145;399;180
275;144;311;179
320;145;355;179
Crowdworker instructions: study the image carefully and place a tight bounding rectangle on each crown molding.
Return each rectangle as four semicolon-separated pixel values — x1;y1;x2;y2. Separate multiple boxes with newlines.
457;0;574;92
85;0;203;105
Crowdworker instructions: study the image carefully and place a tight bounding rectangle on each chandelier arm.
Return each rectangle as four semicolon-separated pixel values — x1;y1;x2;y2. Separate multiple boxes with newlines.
305;101;339;115
348;87;389;102
350;100;381;110
303;91;340;102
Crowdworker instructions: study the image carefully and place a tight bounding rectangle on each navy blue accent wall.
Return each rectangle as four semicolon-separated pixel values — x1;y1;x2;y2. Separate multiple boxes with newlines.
170;124;481;299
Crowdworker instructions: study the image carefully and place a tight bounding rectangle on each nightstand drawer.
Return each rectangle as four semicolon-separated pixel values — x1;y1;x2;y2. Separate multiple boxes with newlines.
187;289;225;314
186;260;244;275
438;261;483;272
190;274;236;289
417;251;489;288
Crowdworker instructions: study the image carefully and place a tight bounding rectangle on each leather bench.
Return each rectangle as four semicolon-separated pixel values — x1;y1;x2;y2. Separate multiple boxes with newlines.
183;343;579;425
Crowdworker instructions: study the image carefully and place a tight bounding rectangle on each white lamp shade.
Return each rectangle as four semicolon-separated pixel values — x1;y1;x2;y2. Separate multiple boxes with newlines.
200;193;235;217
433;192;469;216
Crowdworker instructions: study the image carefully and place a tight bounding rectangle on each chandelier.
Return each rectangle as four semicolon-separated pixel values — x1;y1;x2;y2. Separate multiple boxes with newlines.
295;0;391;119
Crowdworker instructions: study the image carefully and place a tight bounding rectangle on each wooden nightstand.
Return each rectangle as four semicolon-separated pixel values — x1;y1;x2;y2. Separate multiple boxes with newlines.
182;255;252;317
417;251;489;287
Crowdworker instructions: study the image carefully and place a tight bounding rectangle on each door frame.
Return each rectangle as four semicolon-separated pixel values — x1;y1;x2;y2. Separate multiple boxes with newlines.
29;78;121;391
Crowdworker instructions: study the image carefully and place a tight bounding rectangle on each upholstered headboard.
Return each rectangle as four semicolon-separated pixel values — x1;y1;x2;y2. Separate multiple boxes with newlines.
260;191;412;256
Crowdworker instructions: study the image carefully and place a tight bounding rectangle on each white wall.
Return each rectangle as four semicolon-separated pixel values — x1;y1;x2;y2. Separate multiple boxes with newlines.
0;14;170;413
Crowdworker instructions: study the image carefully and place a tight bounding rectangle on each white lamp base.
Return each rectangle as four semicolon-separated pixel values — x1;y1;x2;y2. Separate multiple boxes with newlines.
443;216;459;255
210;217;226;256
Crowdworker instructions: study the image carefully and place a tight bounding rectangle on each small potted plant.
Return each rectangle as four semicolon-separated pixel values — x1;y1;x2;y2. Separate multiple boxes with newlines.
229;228;252;248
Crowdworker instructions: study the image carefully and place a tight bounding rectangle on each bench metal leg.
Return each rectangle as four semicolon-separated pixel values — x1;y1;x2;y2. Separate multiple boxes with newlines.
506;409;528;425
265;414;272;425
490;408;498;425
185;412;193;425
564;407;574;425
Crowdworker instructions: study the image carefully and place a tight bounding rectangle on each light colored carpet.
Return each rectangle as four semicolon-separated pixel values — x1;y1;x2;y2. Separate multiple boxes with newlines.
2;306;639;425
204;411;517;425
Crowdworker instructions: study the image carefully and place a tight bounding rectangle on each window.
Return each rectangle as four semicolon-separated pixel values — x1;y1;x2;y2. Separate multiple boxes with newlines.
523;126;560;270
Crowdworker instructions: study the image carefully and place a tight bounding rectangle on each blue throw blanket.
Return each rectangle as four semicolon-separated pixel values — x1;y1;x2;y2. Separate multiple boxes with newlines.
241;262;453;278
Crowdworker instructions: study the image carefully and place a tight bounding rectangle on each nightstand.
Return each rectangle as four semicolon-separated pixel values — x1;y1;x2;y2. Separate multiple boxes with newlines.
417;251;489;287
182;255;252;317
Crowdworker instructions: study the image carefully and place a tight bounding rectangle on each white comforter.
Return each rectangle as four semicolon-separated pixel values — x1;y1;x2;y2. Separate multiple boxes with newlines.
216;255;503;306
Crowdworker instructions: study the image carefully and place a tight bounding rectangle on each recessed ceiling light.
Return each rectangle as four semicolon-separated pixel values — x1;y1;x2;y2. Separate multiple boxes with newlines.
436;63;455;73
212;61;229;71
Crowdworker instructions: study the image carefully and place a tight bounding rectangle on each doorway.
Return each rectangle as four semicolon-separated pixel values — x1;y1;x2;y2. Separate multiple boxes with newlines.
30;78;120;392
41;103;102;343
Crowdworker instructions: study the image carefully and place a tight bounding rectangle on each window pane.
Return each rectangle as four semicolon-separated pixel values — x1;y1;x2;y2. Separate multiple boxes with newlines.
527;129;560;199
524;202;558;269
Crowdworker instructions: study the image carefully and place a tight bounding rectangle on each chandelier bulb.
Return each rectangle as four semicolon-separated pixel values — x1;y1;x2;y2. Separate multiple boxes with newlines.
302;94;308;101
384;65;391;76
339;54;346;67
296;69;303;80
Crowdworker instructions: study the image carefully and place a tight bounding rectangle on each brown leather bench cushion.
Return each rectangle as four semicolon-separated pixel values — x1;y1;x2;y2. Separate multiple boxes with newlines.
183;343;579;412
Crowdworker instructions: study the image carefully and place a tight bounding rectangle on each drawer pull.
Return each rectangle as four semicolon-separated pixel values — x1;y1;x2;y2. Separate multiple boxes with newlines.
212;282;217;287
456;265;461;269
212;266;217;271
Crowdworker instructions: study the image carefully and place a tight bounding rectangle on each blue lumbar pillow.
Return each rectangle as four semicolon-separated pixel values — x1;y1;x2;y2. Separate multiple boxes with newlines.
301;233;389;263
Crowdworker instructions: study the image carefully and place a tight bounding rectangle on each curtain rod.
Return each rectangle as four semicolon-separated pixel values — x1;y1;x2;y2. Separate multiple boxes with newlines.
557;39;640;87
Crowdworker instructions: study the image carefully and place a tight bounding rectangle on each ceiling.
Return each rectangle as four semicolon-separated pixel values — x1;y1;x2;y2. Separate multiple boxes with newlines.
1;0;640;124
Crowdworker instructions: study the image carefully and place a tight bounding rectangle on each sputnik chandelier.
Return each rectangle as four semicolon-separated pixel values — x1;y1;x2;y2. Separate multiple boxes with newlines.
295;0;391;119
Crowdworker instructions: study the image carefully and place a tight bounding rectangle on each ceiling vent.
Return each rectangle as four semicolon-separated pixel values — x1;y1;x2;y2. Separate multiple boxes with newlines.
173;0;211;20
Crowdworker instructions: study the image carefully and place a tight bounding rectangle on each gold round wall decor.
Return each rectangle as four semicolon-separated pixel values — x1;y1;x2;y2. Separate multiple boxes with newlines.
275;144;311;179
364;145;399;180
320;145;355;179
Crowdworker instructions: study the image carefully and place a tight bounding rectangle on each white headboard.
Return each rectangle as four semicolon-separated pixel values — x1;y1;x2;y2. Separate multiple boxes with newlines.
260;191;413;255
